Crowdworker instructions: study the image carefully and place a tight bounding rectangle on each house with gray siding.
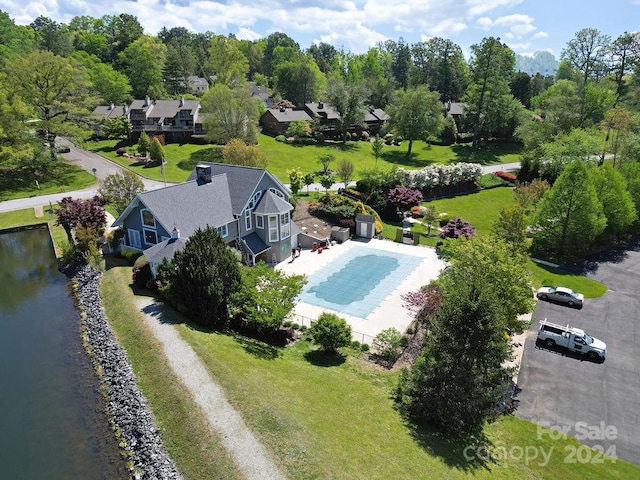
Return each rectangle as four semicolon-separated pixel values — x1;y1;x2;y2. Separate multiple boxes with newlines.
112;162;298;273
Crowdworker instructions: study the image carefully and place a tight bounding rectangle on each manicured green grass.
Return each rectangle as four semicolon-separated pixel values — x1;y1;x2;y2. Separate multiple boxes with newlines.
85;135;523;185
527;260;608;298
0;161;96;200
101;266;242;480
423;187;517;236
85;139;219;183
101;265;637;479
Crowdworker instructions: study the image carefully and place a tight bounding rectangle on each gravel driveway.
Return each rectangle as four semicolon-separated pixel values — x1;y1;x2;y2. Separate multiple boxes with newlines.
136;298;286;480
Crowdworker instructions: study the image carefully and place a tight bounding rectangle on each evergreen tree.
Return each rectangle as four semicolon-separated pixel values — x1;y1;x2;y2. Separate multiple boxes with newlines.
157;227;241;328
591;163;637;238
396;273;510;436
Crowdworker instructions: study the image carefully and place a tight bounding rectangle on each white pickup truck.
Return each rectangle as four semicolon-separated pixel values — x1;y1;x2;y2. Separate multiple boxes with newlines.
537;319;607;360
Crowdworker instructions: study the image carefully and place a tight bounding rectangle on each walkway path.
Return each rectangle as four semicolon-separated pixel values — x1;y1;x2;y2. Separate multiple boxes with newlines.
136;298;286;480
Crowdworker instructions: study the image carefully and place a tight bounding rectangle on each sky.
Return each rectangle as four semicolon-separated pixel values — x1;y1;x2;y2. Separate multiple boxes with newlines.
2;0;639;58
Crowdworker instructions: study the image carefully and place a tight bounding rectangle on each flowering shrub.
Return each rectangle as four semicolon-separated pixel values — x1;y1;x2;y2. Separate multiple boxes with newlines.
495;171;517;182
386;185;424;212
411;206;430;218
439;217;475;239
396;163;483;190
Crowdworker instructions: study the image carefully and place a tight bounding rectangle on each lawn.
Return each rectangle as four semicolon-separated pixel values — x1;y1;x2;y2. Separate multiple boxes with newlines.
527;260;609;298
84;135;523;185
101;265;636;480
0;161;96;201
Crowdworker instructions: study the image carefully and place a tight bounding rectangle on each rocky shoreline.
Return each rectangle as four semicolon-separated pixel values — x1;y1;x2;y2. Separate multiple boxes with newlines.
66;262;180;480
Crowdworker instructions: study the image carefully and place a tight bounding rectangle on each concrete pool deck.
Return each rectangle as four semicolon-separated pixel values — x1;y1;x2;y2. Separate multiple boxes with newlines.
276;238;446;342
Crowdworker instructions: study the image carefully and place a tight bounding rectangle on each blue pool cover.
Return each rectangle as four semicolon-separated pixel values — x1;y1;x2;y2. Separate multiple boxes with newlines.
299;246;424;318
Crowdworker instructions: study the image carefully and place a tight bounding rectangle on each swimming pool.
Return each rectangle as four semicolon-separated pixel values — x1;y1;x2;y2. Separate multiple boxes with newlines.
299;245;425;318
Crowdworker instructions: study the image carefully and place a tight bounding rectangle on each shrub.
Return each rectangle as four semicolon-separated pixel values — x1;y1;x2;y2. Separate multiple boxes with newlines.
275;135;286;143
361;131;370;140
495;171;517;182
283;320;293;327
309;312;352;353
116;147;127;156
360;343;370;352
438;213;451;227
439;217;476;239
120;248;142;265
107;227;125;251
291;323;300;330
132;261;152;288
373;328;404;361
351;340;361;350
314;132;325;143
338;218;355;230
299;325;308;333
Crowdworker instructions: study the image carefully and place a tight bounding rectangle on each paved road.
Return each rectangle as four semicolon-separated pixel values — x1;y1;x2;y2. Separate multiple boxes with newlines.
0;140;521;213
516;243;640;465
0;138;169;213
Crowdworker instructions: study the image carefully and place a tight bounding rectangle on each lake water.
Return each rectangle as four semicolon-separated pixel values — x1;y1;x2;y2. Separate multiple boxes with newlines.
0;227;128;480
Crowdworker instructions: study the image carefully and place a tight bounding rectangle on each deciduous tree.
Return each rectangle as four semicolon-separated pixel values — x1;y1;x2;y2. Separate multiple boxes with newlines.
201;84;260;144
222;138;267;168
324;77;368;142
56;196;107;246
388;85;444;156
98;171;144;215
531;161;606;258
337;159;355;188
309;312;352;353
233;261;306;332
591;163;637;238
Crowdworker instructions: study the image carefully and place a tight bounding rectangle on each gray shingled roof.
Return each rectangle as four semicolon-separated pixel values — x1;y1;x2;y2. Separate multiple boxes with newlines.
265;108;313;122
186;163;283;215
129;98;200;123
132;175;235;238
91;105;128;119
305;102;340;120
253;190;292;215
242;232;270;256
144;237;187;264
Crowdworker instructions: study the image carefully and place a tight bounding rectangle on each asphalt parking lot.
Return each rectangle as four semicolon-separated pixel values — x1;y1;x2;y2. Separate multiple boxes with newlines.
516;243;640;465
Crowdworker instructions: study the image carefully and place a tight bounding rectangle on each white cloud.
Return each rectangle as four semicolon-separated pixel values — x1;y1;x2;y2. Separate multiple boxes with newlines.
476;17;493;29
532;31;549;39
236;27;262;41
506;42;531;52
466;0;523;17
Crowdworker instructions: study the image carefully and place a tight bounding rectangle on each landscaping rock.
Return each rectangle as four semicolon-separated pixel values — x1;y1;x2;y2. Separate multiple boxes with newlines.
68;263;180;480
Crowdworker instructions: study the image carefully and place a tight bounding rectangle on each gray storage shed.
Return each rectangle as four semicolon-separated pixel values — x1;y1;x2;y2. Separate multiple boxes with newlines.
355;214;376;239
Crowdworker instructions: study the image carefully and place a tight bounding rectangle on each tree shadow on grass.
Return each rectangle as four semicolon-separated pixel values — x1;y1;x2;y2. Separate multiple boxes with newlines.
233;334;282;360
188;147;223;163
381;150;438;168
407;422;494;473
304;349;346;367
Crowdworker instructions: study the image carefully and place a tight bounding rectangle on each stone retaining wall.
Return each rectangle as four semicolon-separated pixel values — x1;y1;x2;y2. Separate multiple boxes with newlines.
68;263;180;480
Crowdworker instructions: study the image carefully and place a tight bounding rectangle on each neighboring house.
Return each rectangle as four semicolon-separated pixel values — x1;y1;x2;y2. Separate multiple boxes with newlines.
112;162;298;274
185;75;210;94
443;101;465;120
259;107;314;136
302;102;341;133
128;96;204;143
260;101;390;139
90;103;129;137
249;83;275;108
364;106;390;136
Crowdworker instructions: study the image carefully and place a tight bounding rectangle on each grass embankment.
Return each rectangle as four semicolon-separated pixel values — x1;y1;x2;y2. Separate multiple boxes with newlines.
0;161;96;201
101;264;635;479
101;266;242;480
85;135;522;184
0;206;67;256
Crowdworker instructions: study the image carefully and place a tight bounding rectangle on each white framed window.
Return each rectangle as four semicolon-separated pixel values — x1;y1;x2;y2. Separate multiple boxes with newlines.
269;187;285;199
127;229;141;249
218;225;228;238
268;215;278;242
256;215;264;229
244;209;252;231
144;229;158;245
248;191;262;209
141;209;155;227
280;212;290;238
